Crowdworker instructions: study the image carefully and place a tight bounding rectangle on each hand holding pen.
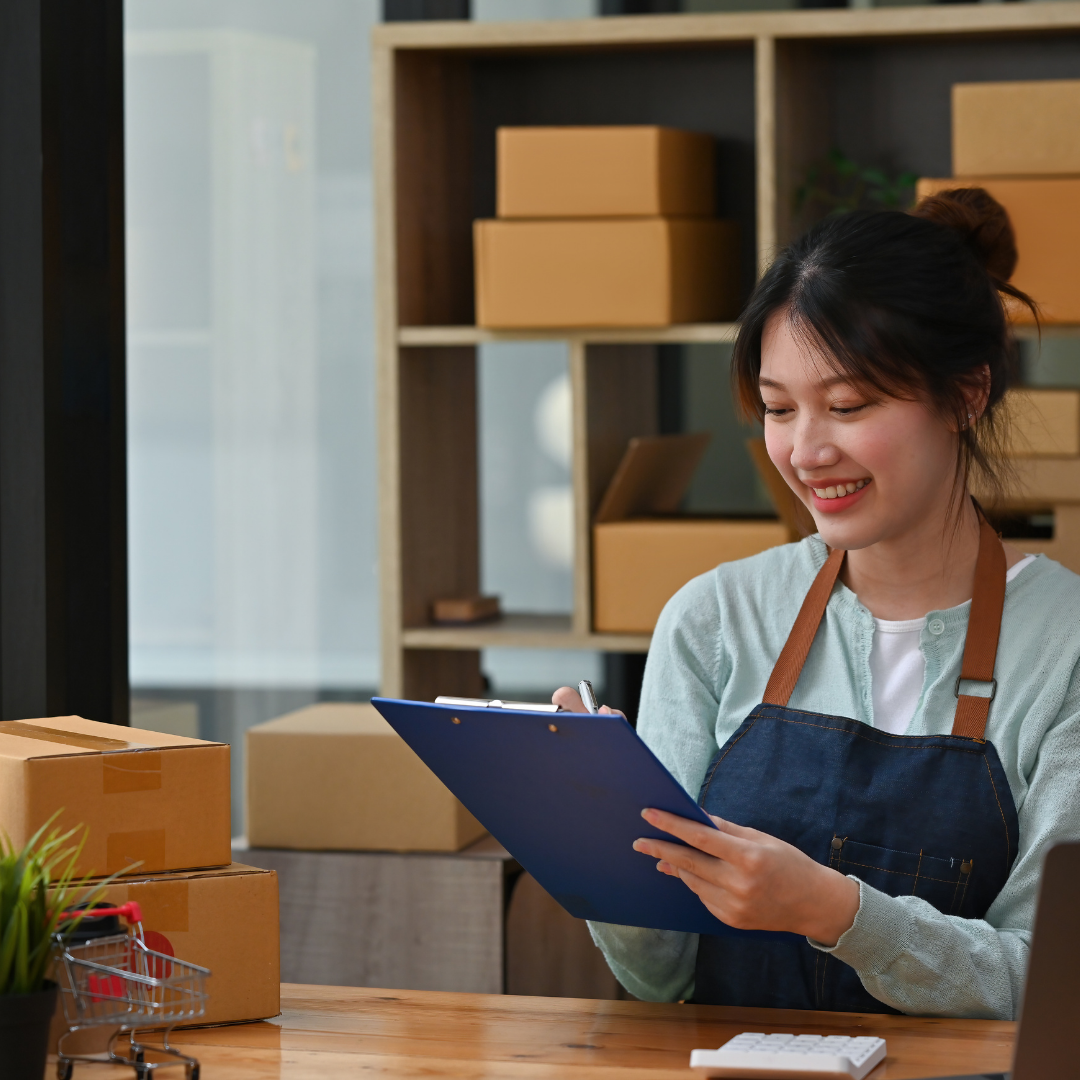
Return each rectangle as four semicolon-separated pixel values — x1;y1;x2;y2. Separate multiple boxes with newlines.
551;679;627;719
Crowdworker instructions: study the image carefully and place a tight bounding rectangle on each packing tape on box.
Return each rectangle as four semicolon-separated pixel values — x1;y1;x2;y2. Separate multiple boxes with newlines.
107;829;167;875
0;720;142;751
103;751;163;793
128;878;190;932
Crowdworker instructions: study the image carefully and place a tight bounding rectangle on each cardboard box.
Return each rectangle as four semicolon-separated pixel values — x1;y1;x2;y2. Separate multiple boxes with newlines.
50;863;278;1049
953;80;1080;177
474;217;739;328
974;456;1080;508
1013;504;1080;575
0;716;230;879
594;518;792;632
592;434;791;633
1007;388;1080;457
497;126;715;218
916;177;1080;323
246;703;487;852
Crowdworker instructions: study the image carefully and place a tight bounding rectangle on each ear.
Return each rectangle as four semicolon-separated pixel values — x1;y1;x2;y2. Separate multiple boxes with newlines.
960;364;991;427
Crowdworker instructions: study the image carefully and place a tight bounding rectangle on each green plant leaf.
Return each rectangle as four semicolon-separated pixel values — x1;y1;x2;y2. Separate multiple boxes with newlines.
0;812;131;995
12;902;28;994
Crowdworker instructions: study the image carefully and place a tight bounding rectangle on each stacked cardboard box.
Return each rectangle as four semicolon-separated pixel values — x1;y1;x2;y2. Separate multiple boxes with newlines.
975;388;1080;574
592;434;793;633
474;126;740;328
245;702;487;853
916;82;1080;562
0;716;279;1029
919;80;1080;323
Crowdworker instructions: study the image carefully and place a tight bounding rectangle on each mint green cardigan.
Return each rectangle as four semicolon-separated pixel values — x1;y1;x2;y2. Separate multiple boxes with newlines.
589;536;1080;1019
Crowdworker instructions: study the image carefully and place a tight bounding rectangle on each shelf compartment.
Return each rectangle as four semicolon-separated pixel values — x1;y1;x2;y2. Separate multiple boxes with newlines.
401;613;651;653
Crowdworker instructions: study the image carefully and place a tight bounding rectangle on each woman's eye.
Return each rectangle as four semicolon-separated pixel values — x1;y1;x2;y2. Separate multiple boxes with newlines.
763;406;791;417
832;403;870;416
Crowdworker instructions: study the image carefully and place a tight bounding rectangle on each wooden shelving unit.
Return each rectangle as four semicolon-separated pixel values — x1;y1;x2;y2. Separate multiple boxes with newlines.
373;3;1080;700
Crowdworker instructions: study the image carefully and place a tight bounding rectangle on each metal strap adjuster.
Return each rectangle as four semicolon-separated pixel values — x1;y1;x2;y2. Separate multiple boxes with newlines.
954;676;997;702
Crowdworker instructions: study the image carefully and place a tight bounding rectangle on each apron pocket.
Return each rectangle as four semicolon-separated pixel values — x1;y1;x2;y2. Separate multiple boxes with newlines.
828;837;973;917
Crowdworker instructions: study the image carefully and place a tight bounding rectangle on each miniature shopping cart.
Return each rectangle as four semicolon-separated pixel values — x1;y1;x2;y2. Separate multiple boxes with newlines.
53;901;210;1080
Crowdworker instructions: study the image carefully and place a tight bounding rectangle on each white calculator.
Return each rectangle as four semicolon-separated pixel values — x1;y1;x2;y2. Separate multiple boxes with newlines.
690;1032;887;1079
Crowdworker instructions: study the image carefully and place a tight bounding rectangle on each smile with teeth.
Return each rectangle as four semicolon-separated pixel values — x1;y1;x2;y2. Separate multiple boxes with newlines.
811;479;870;500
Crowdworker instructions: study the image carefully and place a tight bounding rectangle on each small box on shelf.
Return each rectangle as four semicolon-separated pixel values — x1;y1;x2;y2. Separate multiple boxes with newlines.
432;595;501;624
497;125;715;219
953;80;1080;178
475;217;739;328
1007;388;1080;458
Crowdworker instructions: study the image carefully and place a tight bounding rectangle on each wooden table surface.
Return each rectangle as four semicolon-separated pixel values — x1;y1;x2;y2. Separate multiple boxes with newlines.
57;983;1014;1079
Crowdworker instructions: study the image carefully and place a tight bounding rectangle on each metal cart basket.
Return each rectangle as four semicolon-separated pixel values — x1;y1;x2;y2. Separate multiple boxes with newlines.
53;901;210;1080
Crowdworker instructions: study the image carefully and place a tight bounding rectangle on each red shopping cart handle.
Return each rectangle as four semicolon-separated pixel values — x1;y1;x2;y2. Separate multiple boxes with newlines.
59;900;143;925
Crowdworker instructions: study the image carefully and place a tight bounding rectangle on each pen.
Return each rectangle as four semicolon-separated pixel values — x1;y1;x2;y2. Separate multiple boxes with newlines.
578;679;599;714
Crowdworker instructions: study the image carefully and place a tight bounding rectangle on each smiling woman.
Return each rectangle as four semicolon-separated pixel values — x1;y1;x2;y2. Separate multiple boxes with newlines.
557;189;1080;1021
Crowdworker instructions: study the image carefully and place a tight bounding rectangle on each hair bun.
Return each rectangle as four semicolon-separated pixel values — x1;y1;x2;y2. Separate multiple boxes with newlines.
911;187;1018;283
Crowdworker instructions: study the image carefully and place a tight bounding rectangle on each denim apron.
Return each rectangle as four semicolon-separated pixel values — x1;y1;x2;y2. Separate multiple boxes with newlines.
693;515;1020;1012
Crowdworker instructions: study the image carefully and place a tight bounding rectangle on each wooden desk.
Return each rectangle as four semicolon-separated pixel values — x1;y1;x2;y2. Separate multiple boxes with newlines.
59;983;1014;1079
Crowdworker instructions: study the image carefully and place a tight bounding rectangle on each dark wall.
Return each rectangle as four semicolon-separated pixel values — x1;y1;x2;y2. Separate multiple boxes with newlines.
0;0;128;723
830;35;1080;177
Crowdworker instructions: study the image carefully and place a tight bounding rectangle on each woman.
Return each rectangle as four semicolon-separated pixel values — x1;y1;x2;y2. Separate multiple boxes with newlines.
554;189;1080;1019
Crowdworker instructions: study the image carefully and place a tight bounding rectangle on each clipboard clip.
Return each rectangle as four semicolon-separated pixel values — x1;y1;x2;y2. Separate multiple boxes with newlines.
435;696;562;713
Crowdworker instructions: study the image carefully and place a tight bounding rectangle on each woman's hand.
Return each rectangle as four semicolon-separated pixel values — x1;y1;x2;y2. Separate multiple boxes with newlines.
633;808;860;946
551;685;626;718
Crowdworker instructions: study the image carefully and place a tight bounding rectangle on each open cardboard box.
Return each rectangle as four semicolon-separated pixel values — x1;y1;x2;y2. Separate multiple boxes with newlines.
0;716;231;879
592;434;795;633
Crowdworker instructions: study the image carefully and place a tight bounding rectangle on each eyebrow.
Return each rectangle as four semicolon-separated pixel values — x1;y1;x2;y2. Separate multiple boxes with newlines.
759;374;852;391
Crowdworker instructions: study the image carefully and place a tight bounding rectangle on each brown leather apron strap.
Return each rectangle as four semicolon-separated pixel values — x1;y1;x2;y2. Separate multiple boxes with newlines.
762;546;846;707
951;513;1007;741
762;511;1006;737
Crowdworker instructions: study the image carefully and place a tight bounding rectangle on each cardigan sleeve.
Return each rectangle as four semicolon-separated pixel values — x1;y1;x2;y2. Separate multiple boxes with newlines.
586;571;730;1001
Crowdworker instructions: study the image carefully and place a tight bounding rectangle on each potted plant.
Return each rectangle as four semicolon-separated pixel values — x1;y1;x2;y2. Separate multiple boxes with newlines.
0;816;105;1080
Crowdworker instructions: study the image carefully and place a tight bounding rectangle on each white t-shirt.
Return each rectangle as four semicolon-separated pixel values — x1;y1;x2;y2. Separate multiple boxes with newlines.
869;555;1037;734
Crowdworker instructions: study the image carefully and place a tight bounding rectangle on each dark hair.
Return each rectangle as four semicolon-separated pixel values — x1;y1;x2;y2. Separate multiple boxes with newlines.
732;187;1037;502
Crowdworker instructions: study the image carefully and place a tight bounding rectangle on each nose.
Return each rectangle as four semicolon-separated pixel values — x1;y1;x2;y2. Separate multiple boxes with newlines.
789;416;841;474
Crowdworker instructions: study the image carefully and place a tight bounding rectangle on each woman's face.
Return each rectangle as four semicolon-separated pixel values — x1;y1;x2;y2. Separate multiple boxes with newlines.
759;311;961;552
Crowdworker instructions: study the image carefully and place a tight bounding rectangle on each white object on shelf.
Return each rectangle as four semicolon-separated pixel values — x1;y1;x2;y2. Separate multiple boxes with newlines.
689;1033;887;1079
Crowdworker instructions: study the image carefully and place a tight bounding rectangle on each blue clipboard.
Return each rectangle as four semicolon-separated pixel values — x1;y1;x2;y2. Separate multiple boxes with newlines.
372;697;787;939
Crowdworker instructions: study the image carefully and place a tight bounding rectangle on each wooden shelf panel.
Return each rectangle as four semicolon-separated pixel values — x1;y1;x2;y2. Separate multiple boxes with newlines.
398;324;739;347
397;323;1080;346
401;612;651;653
372;4;1080;51
1012;324;1080;340
377;4;1080;697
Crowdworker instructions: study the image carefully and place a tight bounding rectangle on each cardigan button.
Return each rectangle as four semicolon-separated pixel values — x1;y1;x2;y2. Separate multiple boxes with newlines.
928;618;945;635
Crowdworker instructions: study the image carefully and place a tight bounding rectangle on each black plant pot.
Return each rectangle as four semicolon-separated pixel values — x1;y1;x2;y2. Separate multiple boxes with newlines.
0;981;59;1080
